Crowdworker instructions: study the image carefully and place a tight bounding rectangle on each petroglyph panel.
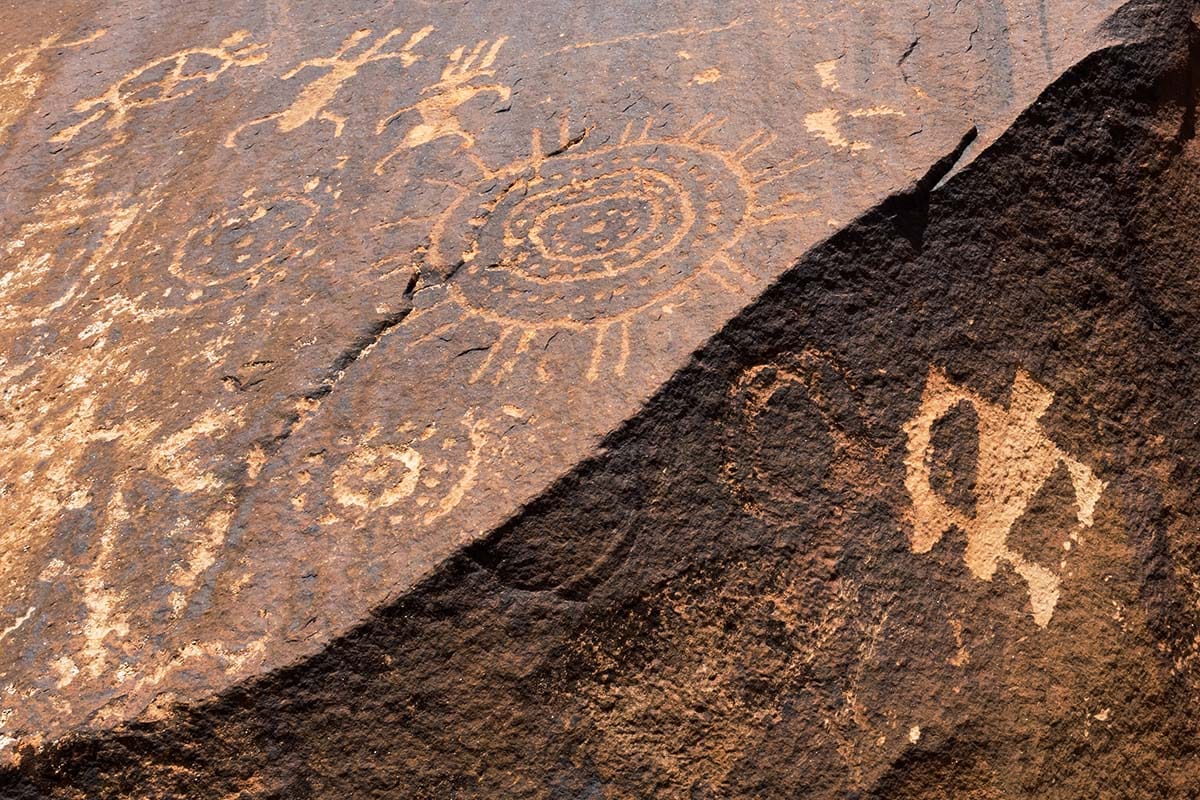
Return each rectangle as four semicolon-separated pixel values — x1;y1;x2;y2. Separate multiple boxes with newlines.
0;0;1132;769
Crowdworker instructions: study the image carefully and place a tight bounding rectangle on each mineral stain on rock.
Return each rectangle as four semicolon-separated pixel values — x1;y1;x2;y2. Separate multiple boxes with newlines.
1;0;1199;797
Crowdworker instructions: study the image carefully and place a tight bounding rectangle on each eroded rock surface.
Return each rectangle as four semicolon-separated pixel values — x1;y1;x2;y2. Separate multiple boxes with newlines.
1;0;1198;796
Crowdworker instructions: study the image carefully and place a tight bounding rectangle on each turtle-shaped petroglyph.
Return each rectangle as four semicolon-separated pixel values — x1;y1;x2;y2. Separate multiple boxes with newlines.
903;367;1106;627
51;30;268;144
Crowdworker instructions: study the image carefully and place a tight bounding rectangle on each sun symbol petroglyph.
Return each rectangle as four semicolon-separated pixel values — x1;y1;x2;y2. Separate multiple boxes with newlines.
374;37;510;168
50;30;268;144
0;28;107;145
904;367;1107;627
395;115;817;384
169;190;321;291
224;26;432;147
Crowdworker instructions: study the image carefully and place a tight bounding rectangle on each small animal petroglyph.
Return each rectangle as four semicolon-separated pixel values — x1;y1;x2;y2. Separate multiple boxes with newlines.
903;367;1106;627
374;37;510;170
50;31;268;144
804;106;905;152
225;26;432;147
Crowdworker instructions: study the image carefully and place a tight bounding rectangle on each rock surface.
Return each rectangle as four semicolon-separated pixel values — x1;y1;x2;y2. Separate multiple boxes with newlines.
1;0;1198;796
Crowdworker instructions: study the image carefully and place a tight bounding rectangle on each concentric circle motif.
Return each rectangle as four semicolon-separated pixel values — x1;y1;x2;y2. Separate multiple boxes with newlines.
169;194;320;286
441;141;750;324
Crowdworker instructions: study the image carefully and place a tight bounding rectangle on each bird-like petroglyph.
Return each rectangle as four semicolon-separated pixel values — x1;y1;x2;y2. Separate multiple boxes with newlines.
225;26;431;146
50;31;268;144
903;367;1106;627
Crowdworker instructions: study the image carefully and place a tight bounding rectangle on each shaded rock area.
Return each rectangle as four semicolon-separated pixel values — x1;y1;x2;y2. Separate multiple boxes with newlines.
2;0;1199;796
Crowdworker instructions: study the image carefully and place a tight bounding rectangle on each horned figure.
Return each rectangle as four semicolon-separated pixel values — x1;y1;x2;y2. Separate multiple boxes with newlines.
224;26;432;146
903;367;1106;627
374;37;510;171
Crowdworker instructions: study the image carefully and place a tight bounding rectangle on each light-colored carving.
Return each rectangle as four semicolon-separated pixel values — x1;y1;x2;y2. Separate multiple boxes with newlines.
0;606;35;645
374;37;509;168
331;435;423;512
393;115;819;385
0;29;106;145
51;31;268;144
814;58;840;89
320;411;490;529
539;19;745;57
805;106;904;152
225;26;432;147
168;191;321;290
903;367;1106;627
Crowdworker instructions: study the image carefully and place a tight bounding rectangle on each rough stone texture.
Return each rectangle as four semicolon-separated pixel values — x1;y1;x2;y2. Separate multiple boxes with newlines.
1;0;1199;796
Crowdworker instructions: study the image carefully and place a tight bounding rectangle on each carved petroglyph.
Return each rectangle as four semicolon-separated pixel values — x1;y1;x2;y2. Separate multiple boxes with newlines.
398;115;817;384
374;37;510;168
0;29;106;144
805;106;906;152
1;138;140;313
331;432;423;512
225;26;431;146
321;411;490;528
814;58;841;90
0;606;35;645
50;31;267;144
539;19;745;57
903;367;1106;627
169;190;321;290
722;349;881;523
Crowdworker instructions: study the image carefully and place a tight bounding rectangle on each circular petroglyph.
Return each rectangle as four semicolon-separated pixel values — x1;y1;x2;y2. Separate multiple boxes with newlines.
722;350;873;525
322;412;490;528
331;442;423;512
440;140;750;324
169;193;320;286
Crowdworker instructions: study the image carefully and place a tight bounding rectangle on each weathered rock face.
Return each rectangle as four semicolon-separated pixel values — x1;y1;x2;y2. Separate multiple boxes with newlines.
1;0;1198;796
